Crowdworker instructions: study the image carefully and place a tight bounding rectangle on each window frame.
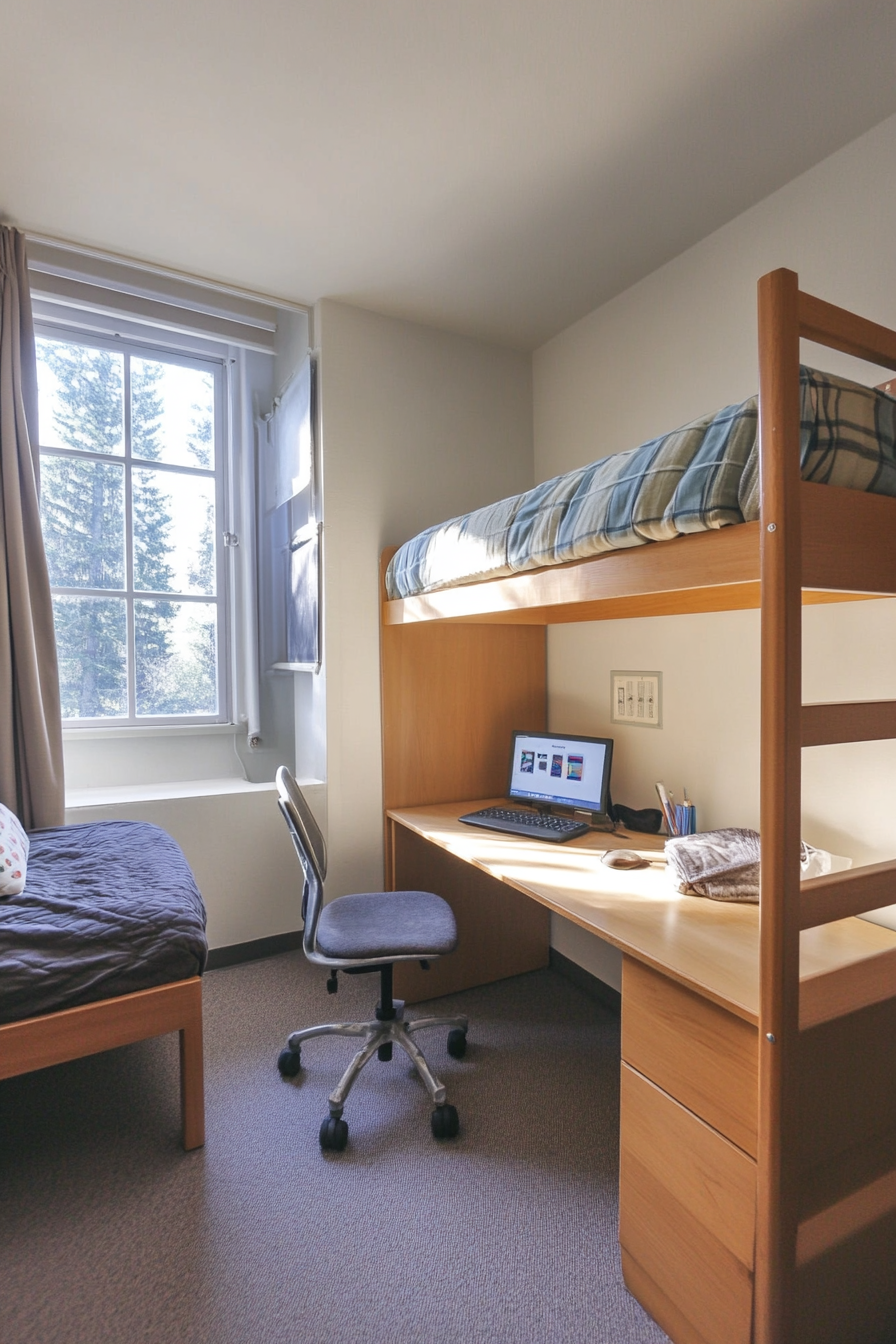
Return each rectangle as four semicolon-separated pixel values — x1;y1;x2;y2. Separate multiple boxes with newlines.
35;323;233;729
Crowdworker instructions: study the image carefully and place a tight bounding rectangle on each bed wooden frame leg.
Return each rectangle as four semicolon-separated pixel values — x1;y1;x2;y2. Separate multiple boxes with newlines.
179;982;205;1151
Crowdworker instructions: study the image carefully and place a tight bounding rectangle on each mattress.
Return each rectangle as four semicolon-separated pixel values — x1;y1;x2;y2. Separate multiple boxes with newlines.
385;367;896;601
0;820;207;1026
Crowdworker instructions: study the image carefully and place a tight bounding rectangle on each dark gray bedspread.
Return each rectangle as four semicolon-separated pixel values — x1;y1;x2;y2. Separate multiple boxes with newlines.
0;821;207;1026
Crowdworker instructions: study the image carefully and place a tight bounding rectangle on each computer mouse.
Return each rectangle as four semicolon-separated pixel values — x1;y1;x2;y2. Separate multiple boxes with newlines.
601;848;650;870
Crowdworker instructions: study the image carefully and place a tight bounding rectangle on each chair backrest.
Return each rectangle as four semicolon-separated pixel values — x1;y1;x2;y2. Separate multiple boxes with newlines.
276;766;327;951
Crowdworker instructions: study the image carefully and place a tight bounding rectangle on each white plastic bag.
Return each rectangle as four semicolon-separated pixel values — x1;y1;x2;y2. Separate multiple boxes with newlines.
800;842;852;880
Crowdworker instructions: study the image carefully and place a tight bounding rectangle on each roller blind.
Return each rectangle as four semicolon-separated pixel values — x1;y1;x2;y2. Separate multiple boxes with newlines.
27;238;287;355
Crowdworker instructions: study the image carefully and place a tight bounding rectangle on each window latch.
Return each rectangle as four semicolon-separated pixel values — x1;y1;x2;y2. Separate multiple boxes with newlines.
223;532;240;547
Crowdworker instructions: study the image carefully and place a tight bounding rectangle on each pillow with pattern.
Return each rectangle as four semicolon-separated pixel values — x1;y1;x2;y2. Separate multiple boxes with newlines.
0;802;29;897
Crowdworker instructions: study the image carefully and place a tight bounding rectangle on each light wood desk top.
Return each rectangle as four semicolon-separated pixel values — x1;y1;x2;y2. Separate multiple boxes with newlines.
387;801;896;1029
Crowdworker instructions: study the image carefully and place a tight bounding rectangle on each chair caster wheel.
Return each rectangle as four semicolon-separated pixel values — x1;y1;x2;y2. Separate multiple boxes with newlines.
447;1028;467;1059
431;1103;459;1139
320;1115;348;1151
277;1047;302;1077
378;1042;393;1062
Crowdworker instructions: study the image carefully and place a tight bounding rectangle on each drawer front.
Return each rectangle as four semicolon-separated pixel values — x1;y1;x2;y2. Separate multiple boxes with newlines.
620;1063;756;1344
622;955;758;1157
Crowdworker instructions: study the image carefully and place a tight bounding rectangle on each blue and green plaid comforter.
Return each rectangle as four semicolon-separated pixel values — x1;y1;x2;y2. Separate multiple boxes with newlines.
385;368;896;600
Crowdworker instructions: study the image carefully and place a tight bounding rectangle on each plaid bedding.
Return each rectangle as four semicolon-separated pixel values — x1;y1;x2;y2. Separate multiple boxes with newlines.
385;368;896;600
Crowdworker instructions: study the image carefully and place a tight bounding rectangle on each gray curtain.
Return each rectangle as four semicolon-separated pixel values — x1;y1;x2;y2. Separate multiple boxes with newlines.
0;225;64;828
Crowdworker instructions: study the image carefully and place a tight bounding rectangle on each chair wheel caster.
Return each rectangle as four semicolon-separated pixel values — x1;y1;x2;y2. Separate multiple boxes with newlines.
378;1042;393;1062
277;1047;302;1077
447;1028;467;1058
431;1103;459;1139
320;1116;348;1151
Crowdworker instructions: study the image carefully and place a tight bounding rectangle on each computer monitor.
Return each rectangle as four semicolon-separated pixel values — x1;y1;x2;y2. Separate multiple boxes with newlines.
508;729;614;823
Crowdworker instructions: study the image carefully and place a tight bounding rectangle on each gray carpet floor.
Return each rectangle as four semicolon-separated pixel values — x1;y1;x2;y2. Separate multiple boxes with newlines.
0;954;670;1344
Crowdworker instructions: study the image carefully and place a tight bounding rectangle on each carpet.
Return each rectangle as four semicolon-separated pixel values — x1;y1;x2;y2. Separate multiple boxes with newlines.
0;953;669;1344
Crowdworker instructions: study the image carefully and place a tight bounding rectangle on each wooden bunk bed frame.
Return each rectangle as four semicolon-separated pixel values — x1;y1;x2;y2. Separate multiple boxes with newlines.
379;269;896;1344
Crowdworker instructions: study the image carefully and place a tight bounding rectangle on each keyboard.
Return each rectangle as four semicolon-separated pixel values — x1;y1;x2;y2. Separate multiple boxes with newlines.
458;806;590;843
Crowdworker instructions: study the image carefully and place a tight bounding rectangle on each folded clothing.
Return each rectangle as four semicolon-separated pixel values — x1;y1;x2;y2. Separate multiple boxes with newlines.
664;829;844;902
665;828;760;901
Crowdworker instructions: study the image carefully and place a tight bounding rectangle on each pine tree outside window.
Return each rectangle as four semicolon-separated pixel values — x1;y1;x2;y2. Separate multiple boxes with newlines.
36;333;227;724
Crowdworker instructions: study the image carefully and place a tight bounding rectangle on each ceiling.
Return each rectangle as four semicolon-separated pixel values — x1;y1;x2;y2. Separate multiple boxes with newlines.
2;0;896;349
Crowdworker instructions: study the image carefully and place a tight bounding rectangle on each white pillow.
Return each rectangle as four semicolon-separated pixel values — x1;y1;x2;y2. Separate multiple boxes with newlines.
0;802;29;897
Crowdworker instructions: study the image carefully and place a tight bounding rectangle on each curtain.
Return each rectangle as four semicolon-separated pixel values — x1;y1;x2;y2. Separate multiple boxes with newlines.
0;225;64;828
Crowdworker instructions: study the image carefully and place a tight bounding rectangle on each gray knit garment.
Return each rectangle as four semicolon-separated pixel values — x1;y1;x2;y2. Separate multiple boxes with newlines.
665;828;762;902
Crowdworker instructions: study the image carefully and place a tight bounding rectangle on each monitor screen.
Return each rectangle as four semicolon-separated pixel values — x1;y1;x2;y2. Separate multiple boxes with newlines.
508;730;613;816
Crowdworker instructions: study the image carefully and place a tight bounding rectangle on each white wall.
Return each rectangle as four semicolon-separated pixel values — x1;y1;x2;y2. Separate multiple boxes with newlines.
315;299;533;900
533;111;896;987
64;782;311;950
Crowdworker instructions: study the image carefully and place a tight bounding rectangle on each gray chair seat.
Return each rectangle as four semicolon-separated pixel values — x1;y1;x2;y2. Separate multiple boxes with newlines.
316;889;457;960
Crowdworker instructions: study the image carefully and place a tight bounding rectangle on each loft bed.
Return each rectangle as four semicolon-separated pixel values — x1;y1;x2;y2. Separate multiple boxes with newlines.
378;270;896;1344
0;820;206;1151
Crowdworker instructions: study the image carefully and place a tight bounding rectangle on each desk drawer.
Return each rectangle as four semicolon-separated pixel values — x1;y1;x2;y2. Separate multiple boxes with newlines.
620;1063;755;1344
621;956;758;1157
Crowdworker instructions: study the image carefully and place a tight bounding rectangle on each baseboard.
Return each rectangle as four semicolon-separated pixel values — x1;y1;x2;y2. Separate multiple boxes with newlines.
206;930;303;970
207;937;622;1003
549;948;621;1014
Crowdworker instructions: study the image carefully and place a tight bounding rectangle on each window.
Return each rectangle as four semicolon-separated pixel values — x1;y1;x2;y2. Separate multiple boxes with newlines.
36;333;227;724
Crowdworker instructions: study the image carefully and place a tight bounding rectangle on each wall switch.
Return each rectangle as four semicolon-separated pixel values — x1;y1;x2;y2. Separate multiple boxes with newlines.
611;670;662;729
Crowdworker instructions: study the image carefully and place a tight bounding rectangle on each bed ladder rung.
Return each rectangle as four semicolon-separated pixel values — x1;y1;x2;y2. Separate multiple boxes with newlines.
801;699;896;747
798;292;896;369
799;859;896;930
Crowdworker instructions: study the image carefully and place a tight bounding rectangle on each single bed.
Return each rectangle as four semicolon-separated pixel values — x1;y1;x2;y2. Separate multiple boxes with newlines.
0;819;207;1150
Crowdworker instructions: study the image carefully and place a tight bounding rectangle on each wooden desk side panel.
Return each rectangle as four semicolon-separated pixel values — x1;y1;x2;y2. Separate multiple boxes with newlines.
621;957;758;1157
381;619;546;810
391;824;549;1002
381;615;546;882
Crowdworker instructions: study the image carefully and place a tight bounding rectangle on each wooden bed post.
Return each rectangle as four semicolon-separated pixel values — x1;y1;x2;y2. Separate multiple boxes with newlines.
755;268;803;1344
179;978;206;1151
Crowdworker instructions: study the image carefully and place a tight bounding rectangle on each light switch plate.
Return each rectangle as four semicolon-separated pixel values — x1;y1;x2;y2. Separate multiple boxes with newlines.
610;671;662;728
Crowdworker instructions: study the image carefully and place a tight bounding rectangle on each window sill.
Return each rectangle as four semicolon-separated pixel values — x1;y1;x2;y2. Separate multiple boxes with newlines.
65;776;324;809
62;722;242;742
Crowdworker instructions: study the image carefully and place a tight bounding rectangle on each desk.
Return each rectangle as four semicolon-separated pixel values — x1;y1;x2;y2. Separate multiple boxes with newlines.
387;800;896;1344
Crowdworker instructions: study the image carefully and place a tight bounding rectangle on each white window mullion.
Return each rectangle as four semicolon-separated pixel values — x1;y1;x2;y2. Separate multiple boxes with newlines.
217;360;231;725
123;351;137;723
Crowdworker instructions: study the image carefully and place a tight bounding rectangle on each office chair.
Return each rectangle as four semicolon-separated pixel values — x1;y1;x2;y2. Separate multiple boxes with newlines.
275;766;469;1151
